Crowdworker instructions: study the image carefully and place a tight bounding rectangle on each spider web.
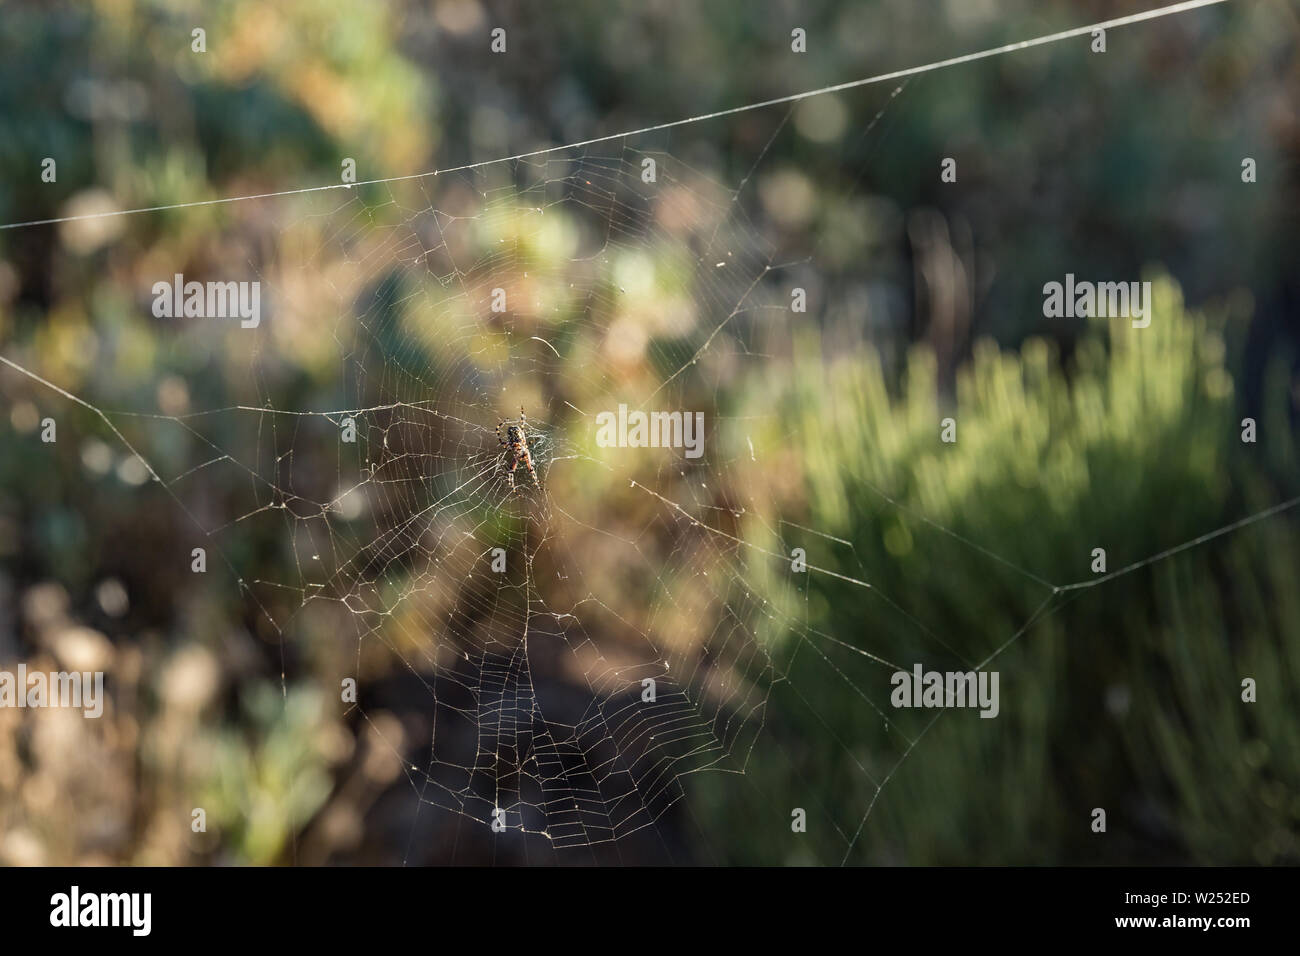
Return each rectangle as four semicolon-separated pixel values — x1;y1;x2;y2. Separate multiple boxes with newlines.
3;0;1288;865
162;141;785;854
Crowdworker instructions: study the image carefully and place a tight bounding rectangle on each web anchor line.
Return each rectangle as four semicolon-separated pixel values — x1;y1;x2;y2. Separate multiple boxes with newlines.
0;0;1229;233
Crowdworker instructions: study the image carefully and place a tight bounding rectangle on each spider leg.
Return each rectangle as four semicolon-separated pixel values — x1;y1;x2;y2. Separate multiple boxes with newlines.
522;451;540;489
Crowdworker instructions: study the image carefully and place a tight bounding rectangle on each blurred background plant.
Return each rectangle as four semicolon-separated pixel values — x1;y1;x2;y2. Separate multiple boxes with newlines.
711;278;1300;864
0;0;1297;865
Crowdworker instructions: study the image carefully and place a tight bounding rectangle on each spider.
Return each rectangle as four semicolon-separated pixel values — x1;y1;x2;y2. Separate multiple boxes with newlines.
496;405;540;492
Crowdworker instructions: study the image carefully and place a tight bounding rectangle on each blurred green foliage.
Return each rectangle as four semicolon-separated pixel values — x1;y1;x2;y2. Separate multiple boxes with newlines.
197;684;334;865
705;277;1300;864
